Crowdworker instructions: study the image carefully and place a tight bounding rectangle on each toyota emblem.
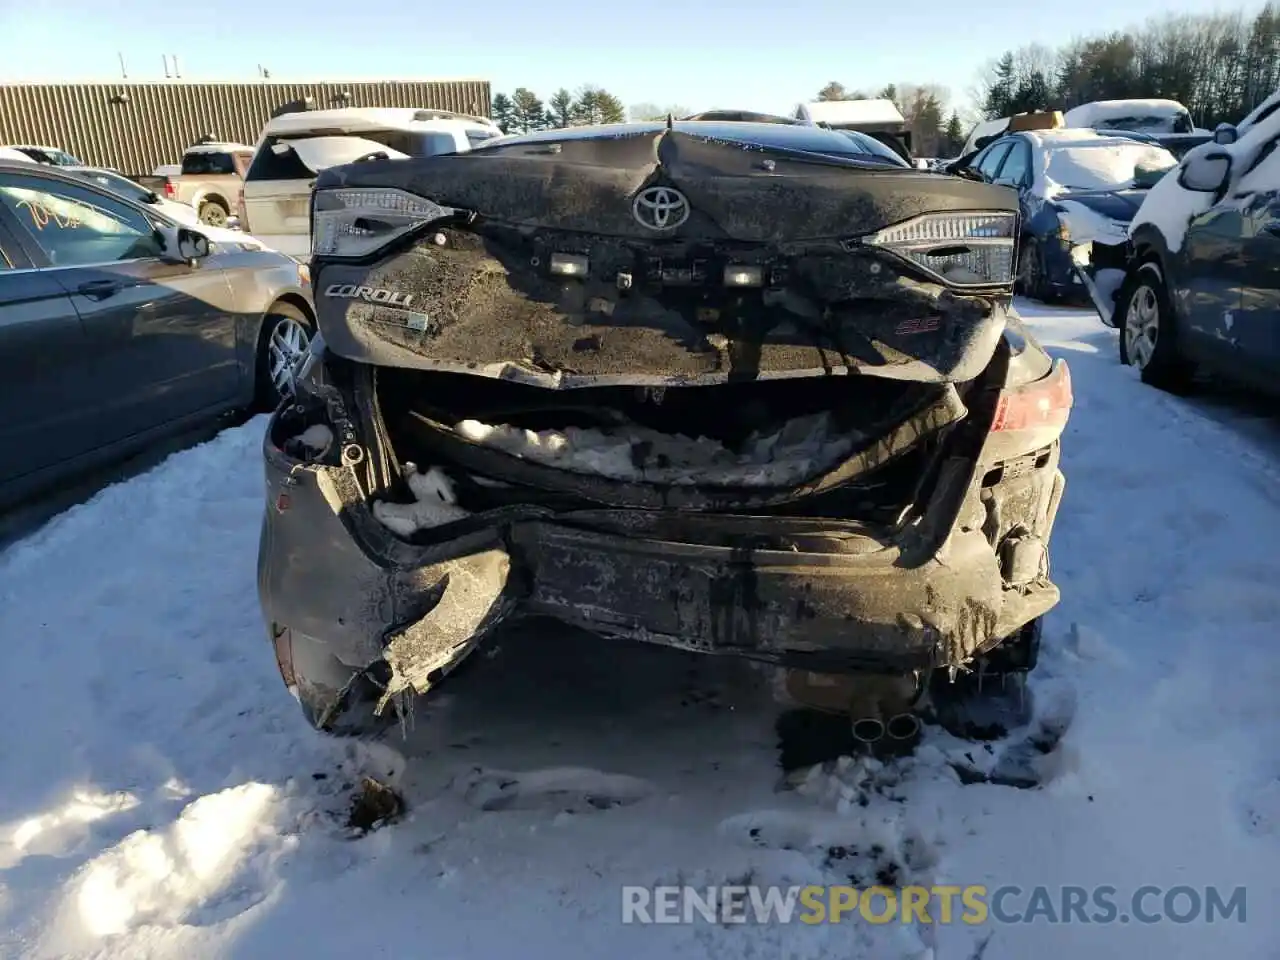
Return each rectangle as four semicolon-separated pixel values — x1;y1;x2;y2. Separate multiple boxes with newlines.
632;186;690;231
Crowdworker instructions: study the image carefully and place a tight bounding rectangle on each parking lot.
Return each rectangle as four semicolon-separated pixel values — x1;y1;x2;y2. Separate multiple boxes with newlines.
0;298;1277;959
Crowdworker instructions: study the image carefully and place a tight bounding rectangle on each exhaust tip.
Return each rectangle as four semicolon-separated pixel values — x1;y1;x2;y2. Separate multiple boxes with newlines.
851;717;886;744
886;712;922;741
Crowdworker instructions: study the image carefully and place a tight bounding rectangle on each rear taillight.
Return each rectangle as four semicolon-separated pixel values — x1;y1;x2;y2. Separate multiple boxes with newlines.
164;178;177;199
860;211;1017;288
992;360;1073;432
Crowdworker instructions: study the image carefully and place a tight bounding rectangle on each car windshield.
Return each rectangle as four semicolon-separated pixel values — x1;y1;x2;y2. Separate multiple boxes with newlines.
1044;141;1178;191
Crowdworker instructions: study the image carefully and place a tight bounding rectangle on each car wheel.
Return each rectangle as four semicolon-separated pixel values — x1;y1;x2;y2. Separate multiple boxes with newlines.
1116;263;1195;392
254;302;315;410
198;199;229;227
1015;238;1052;302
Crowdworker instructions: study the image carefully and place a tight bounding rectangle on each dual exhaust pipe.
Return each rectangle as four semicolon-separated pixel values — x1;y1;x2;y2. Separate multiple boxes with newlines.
852;711;922;748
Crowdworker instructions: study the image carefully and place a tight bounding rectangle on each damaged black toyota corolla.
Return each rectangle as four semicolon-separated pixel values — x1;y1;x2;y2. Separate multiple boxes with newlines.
257;120;1072;739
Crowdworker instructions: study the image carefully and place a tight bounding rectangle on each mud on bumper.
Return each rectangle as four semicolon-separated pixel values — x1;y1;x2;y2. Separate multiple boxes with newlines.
258;436;1063;722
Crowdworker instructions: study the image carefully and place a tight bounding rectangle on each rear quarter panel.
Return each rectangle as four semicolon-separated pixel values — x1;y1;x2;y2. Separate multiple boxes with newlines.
214;248;313;398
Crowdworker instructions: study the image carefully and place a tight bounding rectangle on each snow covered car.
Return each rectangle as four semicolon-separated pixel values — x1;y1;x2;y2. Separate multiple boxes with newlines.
1062;98;1211;158
256;120;1073;738
1111;91;1280;392
954;129;1177;302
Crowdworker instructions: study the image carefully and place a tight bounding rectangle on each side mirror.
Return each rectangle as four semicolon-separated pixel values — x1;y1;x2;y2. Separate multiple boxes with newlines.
177;227;212;261
1213;123;1238;145
1177;151;1231;193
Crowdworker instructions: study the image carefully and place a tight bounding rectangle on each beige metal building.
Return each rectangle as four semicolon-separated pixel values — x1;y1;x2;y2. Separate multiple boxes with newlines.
0;79;491;176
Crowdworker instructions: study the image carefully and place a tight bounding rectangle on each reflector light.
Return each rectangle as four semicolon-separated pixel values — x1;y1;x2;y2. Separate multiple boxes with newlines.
723;264;764;287
550;253;589;277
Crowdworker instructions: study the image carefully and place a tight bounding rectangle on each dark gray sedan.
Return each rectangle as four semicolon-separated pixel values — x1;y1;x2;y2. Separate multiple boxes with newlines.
0;160;315;509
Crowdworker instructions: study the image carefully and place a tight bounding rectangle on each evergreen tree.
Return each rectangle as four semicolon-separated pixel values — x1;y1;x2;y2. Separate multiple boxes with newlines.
984;52;1017;119
572;86;626;125
511;88;546;133
490;93;515;133
548;88;575;128
944;112;964;155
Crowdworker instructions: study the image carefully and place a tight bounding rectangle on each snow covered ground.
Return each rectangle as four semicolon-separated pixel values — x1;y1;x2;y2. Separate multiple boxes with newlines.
2;300;1278;959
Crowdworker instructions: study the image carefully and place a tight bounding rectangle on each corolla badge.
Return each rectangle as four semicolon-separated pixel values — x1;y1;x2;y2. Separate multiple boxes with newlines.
632;186;690;231
325;283;414;307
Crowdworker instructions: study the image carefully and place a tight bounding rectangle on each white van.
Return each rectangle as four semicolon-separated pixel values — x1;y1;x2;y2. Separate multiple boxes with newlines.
240;108;504;257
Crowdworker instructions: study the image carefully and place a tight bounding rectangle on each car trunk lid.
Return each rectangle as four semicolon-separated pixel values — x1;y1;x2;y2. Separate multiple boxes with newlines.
311;127;1019;388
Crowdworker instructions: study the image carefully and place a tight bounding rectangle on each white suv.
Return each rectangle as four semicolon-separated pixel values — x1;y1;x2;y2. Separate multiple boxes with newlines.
240;107;504;257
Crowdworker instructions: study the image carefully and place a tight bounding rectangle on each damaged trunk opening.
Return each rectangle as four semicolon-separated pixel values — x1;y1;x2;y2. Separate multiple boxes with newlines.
366;367;972;537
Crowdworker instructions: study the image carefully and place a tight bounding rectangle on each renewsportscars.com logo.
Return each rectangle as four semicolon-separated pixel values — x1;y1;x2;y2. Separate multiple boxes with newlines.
621;884;1248;926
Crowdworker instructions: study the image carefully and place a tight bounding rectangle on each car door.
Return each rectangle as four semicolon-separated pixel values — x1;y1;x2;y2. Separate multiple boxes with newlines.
0;212;98;493
1173;195;1251;365
0;170;241;450
1214;135;1280;381
973;140;1015;184
992;138;1034;217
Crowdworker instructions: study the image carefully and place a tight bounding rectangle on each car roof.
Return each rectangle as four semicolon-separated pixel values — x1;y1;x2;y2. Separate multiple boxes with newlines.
185;142;255;154
1;159;85;178
262;107;500;138
1020;128;1156;148
62;164;124;175
481;120;900;157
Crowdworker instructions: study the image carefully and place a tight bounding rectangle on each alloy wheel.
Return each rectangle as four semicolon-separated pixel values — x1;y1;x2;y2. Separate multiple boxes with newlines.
268;315;311;396
1124;284;1160;370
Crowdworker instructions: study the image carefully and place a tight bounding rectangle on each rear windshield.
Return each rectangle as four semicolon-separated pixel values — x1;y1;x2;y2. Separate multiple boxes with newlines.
833;131;909;166
1044;141;1178;191
1099;113;1195;135
246;129;463;180
182;152;235;175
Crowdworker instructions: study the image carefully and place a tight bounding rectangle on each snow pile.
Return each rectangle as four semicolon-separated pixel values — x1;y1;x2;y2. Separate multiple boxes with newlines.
1042;141;1176;195
1130;87;1280;251
373;464;469;535
295;424;333;454
454;411;858;487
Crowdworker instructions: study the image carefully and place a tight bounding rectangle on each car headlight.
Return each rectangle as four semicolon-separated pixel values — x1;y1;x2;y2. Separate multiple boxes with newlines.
312;187;453;259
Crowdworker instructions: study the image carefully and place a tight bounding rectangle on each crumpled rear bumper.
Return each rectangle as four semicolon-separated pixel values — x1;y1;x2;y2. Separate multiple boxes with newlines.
258;435;1061;714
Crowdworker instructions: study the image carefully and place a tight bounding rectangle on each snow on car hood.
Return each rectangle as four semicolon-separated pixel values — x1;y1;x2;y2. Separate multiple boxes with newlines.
1130;93;1280;252
1042;141;1177;198
1053;186;1150;244
1055;199;1130;245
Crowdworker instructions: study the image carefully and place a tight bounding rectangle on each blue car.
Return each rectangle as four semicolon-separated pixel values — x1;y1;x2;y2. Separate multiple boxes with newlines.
955;129;1179;302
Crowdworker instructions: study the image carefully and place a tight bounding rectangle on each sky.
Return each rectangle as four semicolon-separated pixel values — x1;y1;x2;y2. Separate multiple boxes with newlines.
0;0;1252;119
